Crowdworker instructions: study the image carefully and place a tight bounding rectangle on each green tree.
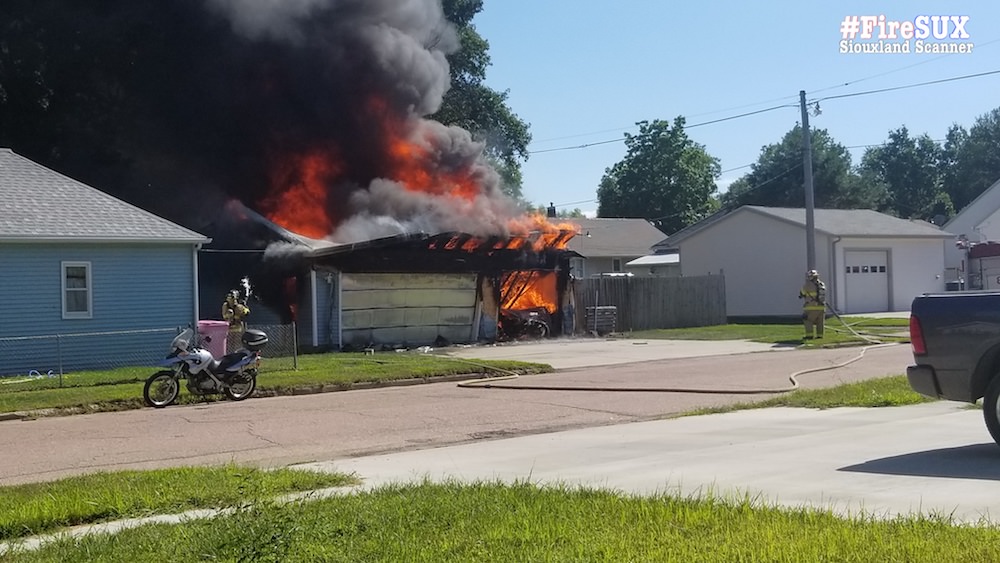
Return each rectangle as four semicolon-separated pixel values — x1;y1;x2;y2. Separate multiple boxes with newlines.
859;127;952;220
941;108;1000;211
596;118;720;235
0;0;143;178
433;0;532;200
723;125;886;210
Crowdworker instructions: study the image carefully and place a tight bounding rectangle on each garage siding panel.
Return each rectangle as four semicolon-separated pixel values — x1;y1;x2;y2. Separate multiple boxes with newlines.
679;211;830;317
340;273;477;348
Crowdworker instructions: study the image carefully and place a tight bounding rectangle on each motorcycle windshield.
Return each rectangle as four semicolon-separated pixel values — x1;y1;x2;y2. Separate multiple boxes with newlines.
172;328;194;352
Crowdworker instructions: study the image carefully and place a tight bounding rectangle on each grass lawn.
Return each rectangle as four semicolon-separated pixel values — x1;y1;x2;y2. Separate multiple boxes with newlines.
9;481;999;562
0;465;355;542
688;375;937;415
0;353;551;416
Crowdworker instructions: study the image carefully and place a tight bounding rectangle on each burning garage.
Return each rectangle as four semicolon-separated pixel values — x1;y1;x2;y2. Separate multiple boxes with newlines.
200;207;580;351
307;229;578;350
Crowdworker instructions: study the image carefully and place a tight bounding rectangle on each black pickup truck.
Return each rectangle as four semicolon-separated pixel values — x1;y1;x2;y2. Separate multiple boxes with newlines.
908;292;1000;446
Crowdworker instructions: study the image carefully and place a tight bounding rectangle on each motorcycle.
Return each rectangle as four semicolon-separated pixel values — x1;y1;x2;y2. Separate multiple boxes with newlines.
143;327;268;408
499;307;551;340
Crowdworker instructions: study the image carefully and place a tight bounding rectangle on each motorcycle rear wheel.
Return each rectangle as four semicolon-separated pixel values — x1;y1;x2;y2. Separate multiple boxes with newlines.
224;370;257;401
144;371;180;408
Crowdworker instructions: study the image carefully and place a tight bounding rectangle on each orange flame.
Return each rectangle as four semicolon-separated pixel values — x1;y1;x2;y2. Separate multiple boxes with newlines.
375;99;481;201
501;271;558;314
260;95;581;248
262;149;341;239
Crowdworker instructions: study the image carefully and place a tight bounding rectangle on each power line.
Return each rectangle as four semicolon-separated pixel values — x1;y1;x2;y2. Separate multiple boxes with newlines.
811;69;1000;103
530;68;1000;157
530;97;801;146
530;38;1000;149
720;162;804;203
808;37;1000;96
720;163;753;174
528;104;797;155
844;138;946;150
550;198;597;207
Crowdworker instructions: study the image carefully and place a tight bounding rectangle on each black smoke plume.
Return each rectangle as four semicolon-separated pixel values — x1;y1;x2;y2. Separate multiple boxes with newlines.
5;0;522;242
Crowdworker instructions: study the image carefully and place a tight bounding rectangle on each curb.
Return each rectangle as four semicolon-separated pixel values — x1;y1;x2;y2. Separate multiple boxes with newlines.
0;372;520;422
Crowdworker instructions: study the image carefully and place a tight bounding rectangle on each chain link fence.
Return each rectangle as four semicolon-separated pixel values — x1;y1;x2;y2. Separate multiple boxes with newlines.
0;323;297;380
225;323;298;373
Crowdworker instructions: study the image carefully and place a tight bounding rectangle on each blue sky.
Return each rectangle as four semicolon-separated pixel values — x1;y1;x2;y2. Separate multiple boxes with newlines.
474;1;1000;216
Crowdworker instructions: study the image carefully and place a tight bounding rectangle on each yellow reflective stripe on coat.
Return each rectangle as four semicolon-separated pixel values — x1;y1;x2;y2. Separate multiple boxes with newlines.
801;289;824;310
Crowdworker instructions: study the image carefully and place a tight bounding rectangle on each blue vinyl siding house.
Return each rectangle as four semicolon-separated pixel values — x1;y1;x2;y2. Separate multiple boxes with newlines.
0;149;210;375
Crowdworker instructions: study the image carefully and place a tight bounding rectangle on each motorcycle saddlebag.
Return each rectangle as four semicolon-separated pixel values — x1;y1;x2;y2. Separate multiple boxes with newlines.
241;329;268;351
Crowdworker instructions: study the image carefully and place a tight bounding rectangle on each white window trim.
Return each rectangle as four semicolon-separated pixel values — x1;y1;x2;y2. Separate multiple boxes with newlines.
62;261;93;319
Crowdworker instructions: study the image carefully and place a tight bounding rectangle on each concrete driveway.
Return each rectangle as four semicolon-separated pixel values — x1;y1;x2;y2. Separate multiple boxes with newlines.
300;401;1000;524
439;337;784;369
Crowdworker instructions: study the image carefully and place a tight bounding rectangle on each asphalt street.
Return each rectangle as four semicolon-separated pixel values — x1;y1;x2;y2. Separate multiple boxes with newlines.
4;335;998;550
3;340;914;487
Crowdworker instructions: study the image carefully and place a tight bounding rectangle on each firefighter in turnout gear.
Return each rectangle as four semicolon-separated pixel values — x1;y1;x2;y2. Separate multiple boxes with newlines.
799;270;826;339
222;289;250;331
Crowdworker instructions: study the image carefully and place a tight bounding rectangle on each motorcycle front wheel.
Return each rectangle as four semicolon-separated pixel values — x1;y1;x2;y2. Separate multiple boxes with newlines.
144;371;180;408
224;370;257;401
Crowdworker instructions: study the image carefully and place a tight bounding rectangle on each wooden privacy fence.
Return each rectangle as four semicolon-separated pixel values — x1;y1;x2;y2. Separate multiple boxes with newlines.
574;274;726;333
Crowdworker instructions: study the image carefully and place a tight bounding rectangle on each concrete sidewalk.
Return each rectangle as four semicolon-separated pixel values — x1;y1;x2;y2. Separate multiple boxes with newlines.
299;401;1000;524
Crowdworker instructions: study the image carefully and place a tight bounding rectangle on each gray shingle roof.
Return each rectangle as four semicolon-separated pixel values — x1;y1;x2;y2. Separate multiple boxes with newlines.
663;206;954;246
0;148;208;243
747;206;954;237
563;217;666;257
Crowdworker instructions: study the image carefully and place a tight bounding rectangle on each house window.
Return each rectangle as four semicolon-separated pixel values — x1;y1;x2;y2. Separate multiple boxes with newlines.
62;262;92;319
570;257;585;278
612;258;622;272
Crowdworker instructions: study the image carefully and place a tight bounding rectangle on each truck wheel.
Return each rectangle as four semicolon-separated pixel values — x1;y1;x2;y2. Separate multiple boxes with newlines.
983;376;1000;447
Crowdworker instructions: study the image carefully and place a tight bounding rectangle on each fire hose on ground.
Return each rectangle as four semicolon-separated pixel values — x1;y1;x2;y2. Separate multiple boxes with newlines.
451;311;902;395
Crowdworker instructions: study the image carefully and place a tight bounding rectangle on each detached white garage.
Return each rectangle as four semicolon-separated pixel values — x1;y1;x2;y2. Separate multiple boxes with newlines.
662;206;955;317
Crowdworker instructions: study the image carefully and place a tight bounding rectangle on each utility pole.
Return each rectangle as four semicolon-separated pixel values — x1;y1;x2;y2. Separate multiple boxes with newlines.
800;90;816;271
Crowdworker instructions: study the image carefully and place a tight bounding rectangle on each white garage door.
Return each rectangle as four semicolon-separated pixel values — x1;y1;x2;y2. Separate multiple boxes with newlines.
844;250;889;313
340;273;478;348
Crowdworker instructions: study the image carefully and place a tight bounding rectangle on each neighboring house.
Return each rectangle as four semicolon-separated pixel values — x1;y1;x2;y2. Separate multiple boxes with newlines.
563;218;667;278
0;148;210;374
658;206;954;317
942;177;1000;286
624;251;680;277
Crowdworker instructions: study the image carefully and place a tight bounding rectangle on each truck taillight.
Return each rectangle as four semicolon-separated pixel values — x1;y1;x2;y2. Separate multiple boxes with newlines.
910;315;926;356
